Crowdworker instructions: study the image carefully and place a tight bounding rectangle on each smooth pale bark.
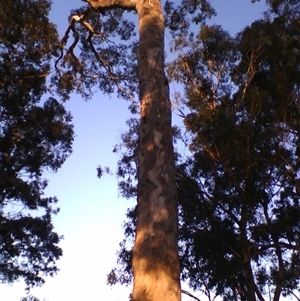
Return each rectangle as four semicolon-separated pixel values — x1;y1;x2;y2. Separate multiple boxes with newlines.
86;1;181;301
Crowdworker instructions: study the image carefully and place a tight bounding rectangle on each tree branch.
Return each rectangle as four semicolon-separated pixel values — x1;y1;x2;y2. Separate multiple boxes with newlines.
55;4;137;103
85;28;137;103
282;289;300;301
254;282;266;301
84;0;137;10
182;289;202;301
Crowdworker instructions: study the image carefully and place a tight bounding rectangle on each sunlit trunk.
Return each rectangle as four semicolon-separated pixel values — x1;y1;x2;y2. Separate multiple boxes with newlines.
132;0;181;300
86;0;181;299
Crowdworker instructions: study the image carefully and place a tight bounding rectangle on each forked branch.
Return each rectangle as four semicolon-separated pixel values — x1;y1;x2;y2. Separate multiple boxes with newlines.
55;2;138;103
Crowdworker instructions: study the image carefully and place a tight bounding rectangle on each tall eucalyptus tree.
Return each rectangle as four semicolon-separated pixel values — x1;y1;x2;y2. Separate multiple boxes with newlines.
57;0;213;300
59;0;180;300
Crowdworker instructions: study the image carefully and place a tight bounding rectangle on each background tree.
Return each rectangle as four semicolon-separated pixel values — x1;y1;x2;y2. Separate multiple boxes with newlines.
172;17;300;301
107;2;300;301
0;0;74;287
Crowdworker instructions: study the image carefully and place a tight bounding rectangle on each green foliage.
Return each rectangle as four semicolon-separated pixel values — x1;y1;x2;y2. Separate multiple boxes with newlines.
0;0;74;287
108;1;300;300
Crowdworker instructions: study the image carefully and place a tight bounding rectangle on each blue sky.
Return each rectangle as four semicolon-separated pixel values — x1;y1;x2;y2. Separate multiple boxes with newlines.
0;1;267;300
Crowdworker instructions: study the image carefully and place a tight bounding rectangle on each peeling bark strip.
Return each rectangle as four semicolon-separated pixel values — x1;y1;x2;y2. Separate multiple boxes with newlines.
86;0;181;300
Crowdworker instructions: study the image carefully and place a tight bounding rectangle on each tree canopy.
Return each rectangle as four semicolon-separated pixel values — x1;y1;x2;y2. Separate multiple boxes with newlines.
0;0;74;287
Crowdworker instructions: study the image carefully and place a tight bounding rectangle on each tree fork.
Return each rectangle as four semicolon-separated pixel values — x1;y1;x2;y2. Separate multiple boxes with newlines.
86;0;181;300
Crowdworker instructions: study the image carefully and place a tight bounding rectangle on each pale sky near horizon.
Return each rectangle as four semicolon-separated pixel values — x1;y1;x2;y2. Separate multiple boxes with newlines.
0;1;268;300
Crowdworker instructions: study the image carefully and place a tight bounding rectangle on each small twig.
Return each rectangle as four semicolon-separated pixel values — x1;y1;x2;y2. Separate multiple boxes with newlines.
182;289;202;301
170;99;186;118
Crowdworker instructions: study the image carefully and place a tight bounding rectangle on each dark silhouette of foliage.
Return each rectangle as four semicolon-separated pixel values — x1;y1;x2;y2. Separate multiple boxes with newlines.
0;0;74;287
20;294;40;301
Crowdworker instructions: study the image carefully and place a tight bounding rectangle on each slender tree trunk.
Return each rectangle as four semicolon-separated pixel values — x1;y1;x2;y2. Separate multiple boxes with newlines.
86;1;181;300
132;0;181;300
241;201;256;301
244;261;258;301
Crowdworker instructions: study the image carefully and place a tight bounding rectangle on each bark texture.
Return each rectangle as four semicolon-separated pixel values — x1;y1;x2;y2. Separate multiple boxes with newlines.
133;1;181;300
86;0;181;300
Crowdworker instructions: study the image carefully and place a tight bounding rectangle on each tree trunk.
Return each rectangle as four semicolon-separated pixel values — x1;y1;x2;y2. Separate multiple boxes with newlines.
85;0;181;300
132;0;181;300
